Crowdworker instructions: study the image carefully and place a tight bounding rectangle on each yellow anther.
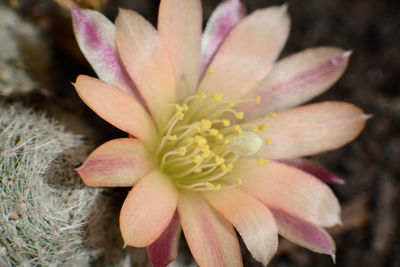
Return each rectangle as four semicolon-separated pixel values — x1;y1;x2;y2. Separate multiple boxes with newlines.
226;163;233;171
199;144;210;152
227;102;236;108
194;135;207;145
235;112;244;120
214;184;222;191
260;122;269;131
201;119;212;129
181;104;189;111
252;126;259;133
194;126;201;133
205;182;215;189
215;133;224;142
207;67;214;75
268;112;277;118
174;104;182;113
194;168;202;173
193;155;203;164
222;119;231;127
209;128;218;136
202;150;211;158
215;156;225;165
198;92;207;99
257;158;269;165
186;137;194;143
211;93;223;101
264;137;271;145
235;178;242;185
234;125;243;135
178;147;187;156
254;96;261;104
221;164;228;171
175;111;184;120
167;135;177;141
221;163;233;172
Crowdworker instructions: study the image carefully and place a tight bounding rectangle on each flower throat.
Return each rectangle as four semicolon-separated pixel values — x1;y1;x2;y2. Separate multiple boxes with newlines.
154;92;272;192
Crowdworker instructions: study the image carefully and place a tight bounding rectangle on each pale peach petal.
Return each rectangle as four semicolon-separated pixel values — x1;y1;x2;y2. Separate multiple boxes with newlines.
277;158;345;184
236;160;341;227
239;47;351;120
203;188;278;266
255;101;369;159
271;208;336;257
178;191;242;267
120;170;178;247
199;5;290;101
148;212;181;267
158;0;202;98
116;8;176;117
76;138;155;187
73;75;157;145
71;7;137;96
200;0;245;74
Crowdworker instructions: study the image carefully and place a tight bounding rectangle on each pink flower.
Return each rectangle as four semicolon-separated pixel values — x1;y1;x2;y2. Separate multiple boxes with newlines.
71;0;368;266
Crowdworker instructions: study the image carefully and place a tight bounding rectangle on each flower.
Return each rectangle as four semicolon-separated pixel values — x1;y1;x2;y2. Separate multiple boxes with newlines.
71;0;368;266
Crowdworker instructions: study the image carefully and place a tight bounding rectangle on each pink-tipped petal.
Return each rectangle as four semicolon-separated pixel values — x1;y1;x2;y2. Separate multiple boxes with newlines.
271;208;336;257
199;5;290;101
71;7;136;95
201;0;245;73
120;170;178;247
116;8;176;117
73;75;157;145
178;191;242;267
255;101;369;160
203;188;278;266
76;138;155;187
237;160;341;227
278;158;345;184
148;212;181;267
158;0;202;98
239;48;351;119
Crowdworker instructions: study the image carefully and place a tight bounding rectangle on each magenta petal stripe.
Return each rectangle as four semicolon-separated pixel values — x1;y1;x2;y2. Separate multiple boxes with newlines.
239;47;351;120
200;0;245;75
270;208;336;259
71;7;136;96
277;159;345;184
148;211;181;267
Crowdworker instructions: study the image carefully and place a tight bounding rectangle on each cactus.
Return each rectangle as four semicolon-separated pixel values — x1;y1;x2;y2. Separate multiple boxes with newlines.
0;104;102;266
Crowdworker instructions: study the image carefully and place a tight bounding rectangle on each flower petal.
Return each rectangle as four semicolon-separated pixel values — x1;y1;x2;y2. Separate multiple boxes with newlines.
199;5;290;101
255;101;369;159
158;0;202;98
178;191;242;267
237;160;341;227
71;7;136;95
270;208;336;257
116;8;176;117
76;138;155;187
148;212;181;267
203;188;278;266
200;0;245;74
120;170;178;247
278;158;345;184
239;47;351;119
73;75;157;145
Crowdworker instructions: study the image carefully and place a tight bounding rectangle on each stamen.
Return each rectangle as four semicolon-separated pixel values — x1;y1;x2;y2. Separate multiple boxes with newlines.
264;137;271;145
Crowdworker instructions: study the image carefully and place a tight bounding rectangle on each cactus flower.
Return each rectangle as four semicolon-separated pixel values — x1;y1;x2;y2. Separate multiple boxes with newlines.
71;0;368;266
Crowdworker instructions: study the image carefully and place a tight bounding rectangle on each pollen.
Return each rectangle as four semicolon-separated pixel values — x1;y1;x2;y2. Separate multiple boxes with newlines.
178;147;187;156
265;137;271;145
222;119;231;127
201;119;212;129
235;112;244;119
254;96;261;104
257;158;269;165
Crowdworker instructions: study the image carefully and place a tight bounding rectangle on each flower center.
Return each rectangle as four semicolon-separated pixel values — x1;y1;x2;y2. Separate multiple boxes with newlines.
154;92;271;191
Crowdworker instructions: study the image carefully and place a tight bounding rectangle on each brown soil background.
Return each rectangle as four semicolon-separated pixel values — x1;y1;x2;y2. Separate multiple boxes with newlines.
7;0;399;266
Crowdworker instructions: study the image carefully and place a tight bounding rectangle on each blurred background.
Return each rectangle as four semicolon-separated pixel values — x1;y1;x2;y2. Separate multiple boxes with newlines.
1;0;399;266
